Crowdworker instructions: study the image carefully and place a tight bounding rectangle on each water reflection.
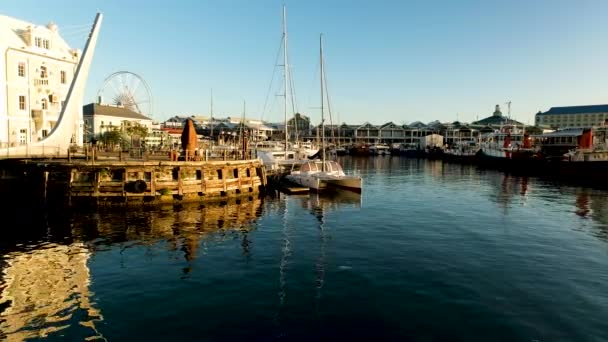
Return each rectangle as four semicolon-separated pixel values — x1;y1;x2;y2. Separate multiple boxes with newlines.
80;199;263;264
0;198;264;340
0;243;104;341
571;190;608;241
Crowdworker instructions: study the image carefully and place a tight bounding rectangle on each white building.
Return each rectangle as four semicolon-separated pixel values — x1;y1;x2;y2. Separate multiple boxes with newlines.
535;104;608;129
0;15;82;148
83;103;153;140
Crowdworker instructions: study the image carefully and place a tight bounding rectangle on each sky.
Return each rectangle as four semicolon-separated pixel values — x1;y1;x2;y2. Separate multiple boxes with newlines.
2;0;608;126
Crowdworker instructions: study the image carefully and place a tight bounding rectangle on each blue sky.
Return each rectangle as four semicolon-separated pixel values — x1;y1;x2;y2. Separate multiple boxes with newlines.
3;0;608;125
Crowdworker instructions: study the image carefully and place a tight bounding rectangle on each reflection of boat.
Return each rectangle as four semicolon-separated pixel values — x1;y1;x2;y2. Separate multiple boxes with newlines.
306;189;362;211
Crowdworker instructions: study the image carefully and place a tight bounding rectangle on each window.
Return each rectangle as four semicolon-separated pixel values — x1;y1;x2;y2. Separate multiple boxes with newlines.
18;62;25;77
19;129;27;144
42;39;50;49
35;37;42;47
42;130;48;137
40;66;47;78
18;95;26;110
60;70;66;84
41;98;47;110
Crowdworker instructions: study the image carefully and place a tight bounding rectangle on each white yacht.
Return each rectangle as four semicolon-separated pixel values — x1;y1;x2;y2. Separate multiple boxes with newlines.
369;143;391;156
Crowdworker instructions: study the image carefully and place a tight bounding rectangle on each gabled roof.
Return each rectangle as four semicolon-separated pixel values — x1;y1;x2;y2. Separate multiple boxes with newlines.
83;103;152;121
380;121;403;129
472;115;523;126
537;104;608;116
356;122;379;130
407;121;426;129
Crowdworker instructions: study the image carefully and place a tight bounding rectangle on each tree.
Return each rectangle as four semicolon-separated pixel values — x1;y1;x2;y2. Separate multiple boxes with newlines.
100;129;122;148
123;121;149;138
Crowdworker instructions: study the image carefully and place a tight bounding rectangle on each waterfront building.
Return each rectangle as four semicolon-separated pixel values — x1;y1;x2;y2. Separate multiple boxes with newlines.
287;113;310;139
443;122;478;146
0;15;82;147
82;103;153;143
471;104;523;128
535;104;608;129
379;122;406;143
354;122;380;142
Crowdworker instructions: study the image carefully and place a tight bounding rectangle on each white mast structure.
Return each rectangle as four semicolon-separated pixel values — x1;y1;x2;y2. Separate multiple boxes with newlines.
320;34;326;170
282;5;289;153
210;88;214;139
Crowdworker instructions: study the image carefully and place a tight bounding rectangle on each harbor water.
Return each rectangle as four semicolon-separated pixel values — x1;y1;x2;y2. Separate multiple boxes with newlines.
2;156;608;341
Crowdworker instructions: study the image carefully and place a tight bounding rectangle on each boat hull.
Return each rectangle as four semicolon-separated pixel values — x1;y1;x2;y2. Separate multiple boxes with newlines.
286;174;362;193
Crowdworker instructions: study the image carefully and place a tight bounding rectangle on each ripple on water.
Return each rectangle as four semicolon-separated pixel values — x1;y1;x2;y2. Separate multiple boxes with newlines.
1;158;608;340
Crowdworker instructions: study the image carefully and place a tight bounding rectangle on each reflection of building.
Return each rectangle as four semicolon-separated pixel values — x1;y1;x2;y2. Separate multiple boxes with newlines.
0;15;81;147
0;243;103;340
72;198;264;262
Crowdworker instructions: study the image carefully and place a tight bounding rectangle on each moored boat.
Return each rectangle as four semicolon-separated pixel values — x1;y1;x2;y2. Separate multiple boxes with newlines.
477;125;541;169
286;159;362;193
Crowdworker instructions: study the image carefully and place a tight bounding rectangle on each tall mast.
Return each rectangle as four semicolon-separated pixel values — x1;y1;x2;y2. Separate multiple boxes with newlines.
320;34;326;170
210;88;214;138
283;5;289;152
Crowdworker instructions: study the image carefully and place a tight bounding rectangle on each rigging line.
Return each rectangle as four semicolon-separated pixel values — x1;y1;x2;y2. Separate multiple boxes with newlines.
306;58;321;113
287;63;299;141
288;63;298;115
260;35;285;122
321;49;335;142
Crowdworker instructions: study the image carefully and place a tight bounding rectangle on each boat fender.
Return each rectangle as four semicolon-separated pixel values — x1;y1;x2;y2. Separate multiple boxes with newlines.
125;180;147;193
134;179;147;193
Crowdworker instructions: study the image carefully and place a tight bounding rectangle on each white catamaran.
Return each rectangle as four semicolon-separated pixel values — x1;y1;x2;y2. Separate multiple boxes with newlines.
286;34;362;193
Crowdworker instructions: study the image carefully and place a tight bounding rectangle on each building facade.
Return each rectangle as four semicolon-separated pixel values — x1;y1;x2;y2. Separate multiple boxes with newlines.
83;103;153;146
535;104;608;129
0;15;81;148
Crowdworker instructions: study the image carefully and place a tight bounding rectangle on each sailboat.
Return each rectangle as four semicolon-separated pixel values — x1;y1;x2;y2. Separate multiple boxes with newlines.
257;6;317;172
286;34;362;193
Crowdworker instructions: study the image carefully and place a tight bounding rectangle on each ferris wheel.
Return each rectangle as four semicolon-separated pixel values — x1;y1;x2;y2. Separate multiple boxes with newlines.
97;71;153;119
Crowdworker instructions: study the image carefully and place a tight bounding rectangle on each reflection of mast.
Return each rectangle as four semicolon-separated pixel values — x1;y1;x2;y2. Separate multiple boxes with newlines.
313;194;327;318
275;196;291;325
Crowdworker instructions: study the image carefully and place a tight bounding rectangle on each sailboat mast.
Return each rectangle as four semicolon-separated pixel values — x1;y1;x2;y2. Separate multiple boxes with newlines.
283;5;289;153
320;34;326;170
210;88;214;138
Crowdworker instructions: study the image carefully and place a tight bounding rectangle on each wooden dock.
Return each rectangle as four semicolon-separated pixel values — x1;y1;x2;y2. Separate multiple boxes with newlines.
0;158;267;206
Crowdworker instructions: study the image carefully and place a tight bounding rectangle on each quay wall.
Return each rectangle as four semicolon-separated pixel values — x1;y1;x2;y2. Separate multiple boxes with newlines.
0;159;267;207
